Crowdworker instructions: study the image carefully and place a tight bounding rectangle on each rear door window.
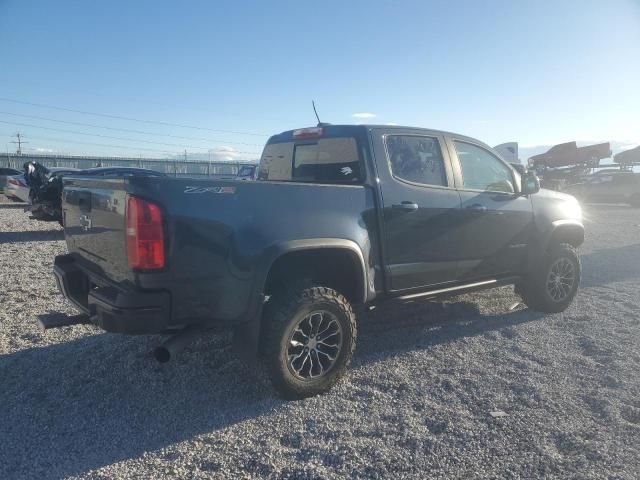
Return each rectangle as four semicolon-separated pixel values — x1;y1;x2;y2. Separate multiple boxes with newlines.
258;137;362;184
385;135;448;186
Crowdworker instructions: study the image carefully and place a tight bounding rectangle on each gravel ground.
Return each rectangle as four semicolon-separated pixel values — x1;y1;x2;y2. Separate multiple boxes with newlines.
1;197;639;479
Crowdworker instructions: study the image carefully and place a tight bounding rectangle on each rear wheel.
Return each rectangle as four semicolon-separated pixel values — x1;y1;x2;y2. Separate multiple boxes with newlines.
519;243;581;313
262;285;356;399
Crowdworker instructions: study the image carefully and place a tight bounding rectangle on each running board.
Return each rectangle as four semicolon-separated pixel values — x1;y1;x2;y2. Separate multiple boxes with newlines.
396;278;514;301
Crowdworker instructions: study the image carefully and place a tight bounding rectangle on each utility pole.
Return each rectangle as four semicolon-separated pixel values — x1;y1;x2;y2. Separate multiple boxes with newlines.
184;149;187;162
11;133;28;155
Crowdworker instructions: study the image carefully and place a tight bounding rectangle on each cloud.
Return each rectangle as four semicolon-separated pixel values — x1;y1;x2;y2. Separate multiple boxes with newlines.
209;146;240;161
352;112;376;119
386;122;399;126
168;146;253;162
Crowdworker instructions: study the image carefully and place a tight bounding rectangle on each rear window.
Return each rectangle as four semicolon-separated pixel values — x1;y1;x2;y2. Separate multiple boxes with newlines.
258;137;362;184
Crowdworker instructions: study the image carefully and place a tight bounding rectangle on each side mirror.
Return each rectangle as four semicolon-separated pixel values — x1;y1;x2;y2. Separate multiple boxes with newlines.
521;171;540;195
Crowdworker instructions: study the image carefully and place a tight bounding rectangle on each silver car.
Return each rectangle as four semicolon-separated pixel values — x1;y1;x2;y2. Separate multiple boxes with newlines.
4;174;30;202
0;167;22;194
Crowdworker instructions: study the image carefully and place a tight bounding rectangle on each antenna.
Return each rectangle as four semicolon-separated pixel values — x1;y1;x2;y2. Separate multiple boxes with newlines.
312;101;331;127
312;100;321;125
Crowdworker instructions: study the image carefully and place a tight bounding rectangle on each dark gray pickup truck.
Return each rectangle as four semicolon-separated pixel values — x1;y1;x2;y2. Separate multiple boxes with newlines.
53;125;584;398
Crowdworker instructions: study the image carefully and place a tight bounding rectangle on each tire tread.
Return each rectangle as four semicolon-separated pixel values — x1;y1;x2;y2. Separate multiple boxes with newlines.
263;285;357;399
520;242;581;313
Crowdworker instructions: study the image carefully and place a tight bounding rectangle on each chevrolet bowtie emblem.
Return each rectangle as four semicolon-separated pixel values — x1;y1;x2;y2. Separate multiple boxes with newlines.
79;214;92;232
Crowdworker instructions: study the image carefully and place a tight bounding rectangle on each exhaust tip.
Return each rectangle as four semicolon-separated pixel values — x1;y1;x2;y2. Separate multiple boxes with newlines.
153;347;171;363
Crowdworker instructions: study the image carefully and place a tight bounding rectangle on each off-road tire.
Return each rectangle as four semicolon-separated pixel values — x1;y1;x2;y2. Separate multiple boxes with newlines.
519;243;581;313
262;285;357;400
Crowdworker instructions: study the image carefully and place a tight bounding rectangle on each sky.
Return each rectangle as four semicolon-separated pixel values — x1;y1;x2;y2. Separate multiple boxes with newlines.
0;0;638;161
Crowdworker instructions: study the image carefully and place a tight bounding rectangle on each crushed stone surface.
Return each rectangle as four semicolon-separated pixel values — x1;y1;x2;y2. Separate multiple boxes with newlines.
1;198;639;479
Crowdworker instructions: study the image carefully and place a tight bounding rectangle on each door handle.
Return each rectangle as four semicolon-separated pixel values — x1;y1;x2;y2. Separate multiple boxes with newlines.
392;201;419;211
466;203;487;212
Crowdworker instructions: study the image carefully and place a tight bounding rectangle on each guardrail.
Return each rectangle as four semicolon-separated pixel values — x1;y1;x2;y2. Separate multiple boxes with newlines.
0;153;257;177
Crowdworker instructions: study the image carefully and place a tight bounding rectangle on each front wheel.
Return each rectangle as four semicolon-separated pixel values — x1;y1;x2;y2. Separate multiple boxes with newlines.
519;243;581;313
262;285;357;400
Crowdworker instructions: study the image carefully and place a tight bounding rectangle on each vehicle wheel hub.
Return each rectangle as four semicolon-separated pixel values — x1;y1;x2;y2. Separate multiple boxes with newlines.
287;310;343;380
546;257;576;302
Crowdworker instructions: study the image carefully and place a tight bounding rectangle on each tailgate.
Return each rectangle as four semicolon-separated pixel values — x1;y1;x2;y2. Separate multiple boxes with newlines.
62;178;132;283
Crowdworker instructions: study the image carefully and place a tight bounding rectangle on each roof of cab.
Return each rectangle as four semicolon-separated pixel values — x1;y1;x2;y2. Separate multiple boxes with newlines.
267;124;491;150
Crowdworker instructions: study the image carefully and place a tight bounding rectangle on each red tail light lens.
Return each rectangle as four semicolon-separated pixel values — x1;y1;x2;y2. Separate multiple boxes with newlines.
293;127;324;139
126;195;165;270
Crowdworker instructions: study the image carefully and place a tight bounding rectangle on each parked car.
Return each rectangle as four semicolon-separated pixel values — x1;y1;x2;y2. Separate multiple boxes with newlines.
563;170;640;206
25;164;80;221
4;174;30;202
0;167;22;194
51;124;584;399
25;163;164;222
236;164;257;180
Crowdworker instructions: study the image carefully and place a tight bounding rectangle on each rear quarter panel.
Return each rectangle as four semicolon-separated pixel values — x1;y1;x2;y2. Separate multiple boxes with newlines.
63;176;380;328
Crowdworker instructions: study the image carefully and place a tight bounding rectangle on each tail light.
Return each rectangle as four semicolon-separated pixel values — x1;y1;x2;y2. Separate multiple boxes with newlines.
293;127;324;139
9;178;27;187
126;195;165;270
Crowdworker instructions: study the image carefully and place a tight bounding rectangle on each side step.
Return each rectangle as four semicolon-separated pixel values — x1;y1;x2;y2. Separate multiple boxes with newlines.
38;313;92;332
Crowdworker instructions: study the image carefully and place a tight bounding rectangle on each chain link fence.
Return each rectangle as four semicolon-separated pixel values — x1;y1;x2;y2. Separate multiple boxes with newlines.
0;153;257;178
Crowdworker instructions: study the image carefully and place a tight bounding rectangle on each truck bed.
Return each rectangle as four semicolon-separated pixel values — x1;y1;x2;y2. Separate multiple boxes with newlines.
60;174;377;331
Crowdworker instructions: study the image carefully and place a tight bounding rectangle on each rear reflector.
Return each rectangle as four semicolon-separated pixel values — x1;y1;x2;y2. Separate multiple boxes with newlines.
293;127;324;139
126;195;165;270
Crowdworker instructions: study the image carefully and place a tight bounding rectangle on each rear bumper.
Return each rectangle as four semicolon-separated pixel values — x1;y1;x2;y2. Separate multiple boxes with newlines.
53;254;171;334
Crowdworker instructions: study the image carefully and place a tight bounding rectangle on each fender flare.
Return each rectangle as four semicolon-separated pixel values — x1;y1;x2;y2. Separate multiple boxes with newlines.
526;219;584;273
258;238;368;303
232;238;368;359
545;219;585;249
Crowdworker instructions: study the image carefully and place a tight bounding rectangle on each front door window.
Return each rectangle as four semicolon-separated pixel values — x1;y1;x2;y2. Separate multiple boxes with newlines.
454;141;515;194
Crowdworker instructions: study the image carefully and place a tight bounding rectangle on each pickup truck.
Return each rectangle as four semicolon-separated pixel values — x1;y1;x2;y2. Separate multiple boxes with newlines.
528;141;612;169
52;125;585;399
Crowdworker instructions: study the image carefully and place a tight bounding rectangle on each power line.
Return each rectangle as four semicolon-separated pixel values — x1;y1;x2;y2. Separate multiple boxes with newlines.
0;111;265;147
9;133;172;155
0;120;261;155
2;81;289;121
0;97;269;137
1;132;258;159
